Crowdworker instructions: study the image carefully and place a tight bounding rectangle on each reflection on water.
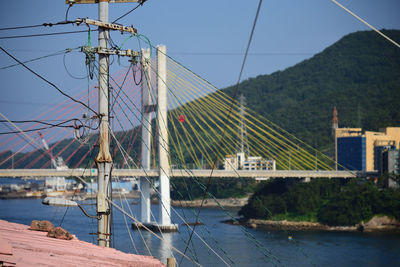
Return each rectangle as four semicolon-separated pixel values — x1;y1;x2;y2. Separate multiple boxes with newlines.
158;232;174;264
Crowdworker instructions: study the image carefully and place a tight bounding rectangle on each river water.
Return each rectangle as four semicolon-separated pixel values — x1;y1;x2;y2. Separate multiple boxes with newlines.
1;198;399;266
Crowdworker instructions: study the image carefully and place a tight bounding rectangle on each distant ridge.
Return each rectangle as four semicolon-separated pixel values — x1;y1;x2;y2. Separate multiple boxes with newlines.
223;30;400;152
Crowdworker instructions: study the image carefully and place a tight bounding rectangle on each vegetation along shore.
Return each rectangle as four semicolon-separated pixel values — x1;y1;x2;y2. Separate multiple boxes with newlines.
170;176;400;232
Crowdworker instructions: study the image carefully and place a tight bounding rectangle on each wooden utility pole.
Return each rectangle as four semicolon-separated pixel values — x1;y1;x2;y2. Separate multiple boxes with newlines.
96;0;112;248
66;0;140;248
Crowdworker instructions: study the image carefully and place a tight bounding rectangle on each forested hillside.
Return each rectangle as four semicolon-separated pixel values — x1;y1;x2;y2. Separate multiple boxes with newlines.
223;30;400;152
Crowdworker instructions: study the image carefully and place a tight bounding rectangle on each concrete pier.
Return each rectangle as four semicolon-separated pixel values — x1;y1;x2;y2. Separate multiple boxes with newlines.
132;222;178;233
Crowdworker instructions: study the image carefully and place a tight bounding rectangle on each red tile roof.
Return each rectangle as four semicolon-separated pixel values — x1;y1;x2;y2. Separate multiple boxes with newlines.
0;219;165;267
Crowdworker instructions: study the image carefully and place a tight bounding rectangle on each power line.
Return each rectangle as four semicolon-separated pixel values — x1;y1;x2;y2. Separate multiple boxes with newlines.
112;0;147;24
63;51;89;80
65;3;74;22
0;24;46;31
0;21;75;31
180;0;264;263
0;125;70;135
0;112;51;159
1;48;79;70
0;29;96;40
0;118;97;135
169;52;315;56
0;119;77;127
0;46;98;115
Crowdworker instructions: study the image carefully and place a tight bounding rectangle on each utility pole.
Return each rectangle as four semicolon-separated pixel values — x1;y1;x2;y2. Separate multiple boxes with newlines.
67;0;140;248
96;0;112;248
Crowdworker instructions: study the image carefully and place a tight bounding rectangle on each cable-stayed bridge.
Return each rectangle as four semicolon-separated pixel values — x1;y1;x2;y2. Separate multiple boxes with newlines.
0;43;357;238
0;168;357;179
0;46;356;180
0;45;355;179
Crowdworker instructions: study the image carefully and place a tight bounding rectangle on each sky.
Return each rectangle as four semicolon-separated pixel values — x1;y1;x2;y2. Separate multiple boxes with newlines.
0;0;399;125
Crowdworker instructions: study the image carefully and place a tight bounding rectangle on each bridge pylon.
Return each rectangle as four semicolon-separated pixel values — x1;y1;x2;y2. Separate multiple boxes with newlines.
138;45;177;232
139;48;152;224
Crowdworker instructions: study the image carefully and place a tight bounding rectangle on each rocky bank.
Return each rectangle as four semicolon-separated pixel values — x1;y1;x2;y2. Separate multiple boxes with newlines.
224;216;400;232
171;197;248;209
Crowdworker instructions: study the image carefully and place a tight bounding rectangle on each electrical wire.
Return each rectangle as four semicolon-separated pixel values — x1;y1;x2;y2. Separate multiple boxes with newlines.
0;118;97;135
63;51;88;80
0;46;98;115
0;118;77;127
0;24;46;31
0;29;96;40
0;112;51;159
0;126;71;135
96;61;201;260
132;61;142;85
108;58;234;265
168;52;315;56
65;3;74;22
1;48;78;70
180;0;264;263
0;88;92;166
111;0;147;24
0;21;76;31
109;129;228;266
110;64;133;112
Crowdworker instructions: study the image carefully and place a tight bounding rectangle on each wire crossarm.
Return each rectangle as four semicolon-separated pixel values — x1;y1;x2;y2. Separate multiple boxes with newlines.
76;18;137;34
81;46;139;57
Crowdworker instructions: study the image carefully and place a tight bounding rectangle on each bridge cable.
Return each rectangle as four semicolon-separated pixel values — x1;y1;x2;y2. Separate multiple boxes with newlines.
180;1;264;260
0;46;98;115
109;127;232;266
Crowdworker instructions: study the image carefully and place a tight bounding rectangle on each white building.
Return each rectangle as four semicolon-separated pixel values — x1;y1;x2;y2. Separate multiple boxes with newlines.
224;153;276;171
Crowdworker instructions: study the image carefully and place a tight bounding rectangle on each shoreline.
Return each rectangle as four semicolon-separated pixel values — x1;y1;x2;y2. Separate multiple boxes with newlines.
0;191;140;200
223;216;400;233
171;197;249;209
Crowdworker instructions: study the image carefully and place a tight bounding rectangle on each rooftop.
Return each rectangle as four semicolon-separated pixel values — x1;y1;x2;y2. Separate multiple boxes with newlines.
0;219;165;267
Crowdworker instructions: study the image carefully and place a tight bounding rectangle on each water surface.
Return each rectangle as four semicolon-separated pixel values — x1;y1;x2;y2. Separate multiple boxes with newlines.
1;199;399;266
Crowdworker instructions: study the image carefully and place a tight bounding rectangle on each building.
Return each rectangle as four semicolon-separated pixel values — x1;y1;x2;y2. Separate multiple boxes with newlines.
381;148;399;175
336;129;366;171
335;127;400;172
224;152;276;171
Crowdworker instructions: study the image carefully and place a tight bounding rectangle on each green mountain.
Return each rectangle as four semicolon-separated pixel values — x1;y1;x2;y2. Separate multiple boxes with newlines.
223;29;400;152
1;30;399;168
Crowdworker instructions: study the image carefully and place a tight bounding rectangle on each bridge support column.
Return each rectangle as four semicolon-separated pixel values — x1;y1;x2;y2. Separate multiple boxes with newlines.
139;48;152;223
157;45;176;230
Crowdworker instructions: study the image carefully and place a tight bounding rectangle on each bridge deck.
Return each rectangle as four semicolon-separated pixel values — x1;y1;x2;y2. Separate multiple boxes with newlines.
0;169;357;178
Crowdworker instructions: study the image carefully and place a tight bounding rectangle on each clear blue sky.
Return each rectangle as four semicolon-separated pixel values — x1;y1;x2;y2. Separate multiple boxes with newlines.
0;0;399;122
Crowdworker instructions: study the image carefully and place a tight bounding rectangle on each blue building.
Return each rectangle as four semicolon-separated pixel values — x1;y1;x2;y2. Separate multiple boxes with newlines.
337;136;366;171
